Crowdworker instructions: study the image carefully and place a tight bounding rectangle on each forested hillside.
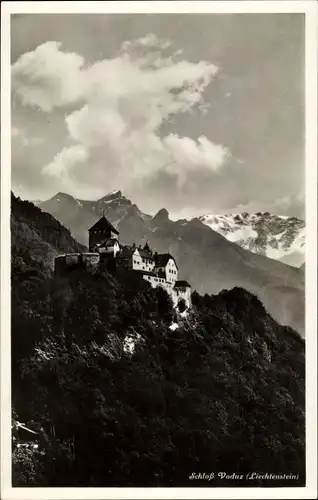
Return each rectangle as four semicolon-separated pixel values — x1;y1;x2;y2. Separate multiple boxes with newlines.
11;199;305;487
11;193;86;273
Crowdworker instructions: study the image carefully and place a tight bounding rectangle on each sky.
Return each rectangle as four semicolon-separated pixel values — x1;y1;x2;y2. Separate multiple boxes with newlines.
11;13;305;219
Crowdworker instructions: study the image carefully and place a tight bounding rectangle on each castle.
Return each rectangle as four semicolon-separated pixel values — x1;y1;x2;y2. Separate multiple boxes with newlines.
54;215;192;309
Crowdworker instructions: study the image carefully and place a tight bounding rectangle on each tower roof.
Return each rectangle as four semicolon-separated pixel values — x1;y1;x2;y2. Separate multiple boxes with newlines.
88;216;119;234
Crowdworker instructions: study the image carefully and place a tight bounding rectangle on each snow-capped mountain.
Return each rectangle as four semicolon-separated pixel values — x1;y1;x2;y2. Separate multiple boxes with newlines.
199;212;305;267
40;191;305;269
37;190;305;334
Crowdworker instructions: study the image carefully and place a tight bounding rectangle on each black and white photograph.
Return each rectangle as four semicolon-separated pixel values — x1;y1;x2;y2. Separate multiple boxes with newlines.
1;1;317;499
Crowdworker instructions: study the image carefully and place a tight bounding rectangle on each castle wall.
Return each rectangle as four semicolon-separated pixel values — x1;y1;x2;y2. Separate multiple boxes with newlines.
143;258;155;272
172;287;192;309
166;259;178;285
131;250;155;273
54;253;100;277
98;241;120;257
142;274;189;307
142;274;167;289
82;253;100;271
131;251;143;271
65;254;81;266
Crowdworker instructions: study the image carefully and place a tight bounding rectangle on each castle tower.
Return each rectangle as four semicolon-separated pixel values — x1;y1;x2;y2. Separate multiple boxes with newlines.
88;215;119;252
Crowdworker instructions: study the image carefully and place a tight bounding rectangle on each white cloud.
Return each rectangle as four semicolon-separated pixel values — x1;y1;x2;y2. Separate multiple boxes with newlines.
12;35;230;193
43;144;89;178
163;134;229;170
271;192;305;217
12;41;84;112
232;191;305;219
121;33;171;53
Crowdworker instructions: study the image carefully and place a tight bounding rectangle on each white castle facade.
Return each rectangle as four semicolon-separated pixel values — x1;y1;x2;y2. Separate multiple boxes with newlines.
55;215;192;309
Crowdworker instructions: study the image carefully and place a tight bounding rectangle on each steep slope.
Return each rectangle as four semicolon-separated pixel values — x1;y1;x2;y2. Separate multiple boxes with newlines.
39;191;304;334
11;193;85;272
199;212;305;267
11;193;87;387
13;264;305;486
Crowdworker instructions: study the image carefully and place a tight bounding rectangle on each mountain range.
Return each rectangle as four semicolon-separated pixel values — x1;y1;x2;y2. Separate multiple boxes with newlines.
199;212;305;267
38;191;305;335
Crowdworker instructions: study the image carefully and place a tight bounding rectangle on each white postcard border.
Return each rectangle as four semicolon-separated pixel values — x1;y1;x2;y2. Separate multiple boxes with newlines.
1;2;317;499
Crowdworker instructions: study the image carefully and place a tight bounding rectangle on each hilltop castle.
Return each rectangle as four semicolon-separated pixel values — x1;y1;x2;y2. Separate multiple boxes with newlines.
55;214;192;309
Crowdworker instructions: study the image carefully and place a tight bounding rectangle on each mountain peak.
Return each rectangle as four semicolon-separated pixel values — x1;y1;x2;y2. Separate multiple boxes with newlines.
152;208;169;223
54;192;76;200
107;189;123;198
100;190;123;201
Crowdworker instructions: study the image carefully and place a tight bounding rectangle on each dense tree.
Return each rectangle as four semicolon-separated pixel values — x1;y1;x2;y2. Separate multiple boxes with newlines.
11;198;305;487
12;268;305;487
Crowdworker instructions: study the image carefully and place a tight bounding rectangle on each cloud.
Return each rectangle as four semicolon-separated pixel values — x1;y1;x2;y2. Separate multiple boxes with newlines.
12;34;230;194
12;41;84;111
271;192;305;218
43;144;89;178
120;33;171;53
232;191;305;219
163;134;229;170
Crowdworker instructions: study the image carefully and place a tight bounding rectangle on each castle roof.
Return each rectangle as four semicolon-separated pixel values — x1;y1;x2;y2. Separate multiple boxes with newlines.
88;216;119;234
154;253;178;269
119;244;153;260
175;280;191;288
